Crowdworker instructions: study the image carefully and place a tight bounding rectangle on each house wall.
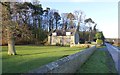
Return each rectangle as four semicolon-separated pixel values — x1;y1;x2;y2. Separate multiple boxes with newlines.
71;36;75;45
48;36;50;44
48;36;74;45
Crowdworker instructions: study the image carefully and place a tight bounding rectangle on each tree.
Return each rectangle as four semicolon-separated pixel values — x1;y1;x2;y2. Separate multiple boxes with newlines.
67;13;75;29
15;2;43;41
1;2;34;55
96;32;105;40
48;9;59;45
95;32;102;39
61;13;68;30
84;18;95;41
84;18;94;24
74;10;85;32
29;2;43;40
93;24;98;41
1;2;16;55
13;2;35;44
42;9;49;31
93;24;97;32
95;32;105;45
48;9;55;32
73;10;86;43
14;2;32;24
53;12;61;30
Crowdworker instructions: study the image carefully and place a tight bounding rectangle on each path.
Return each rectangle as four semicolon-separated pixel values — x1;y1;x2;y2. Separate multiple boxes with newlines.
76;46;117;74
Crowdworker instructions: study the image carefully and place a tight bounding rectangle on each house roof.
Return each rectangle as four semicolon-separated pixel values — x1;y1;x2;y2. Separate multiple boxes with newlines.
50;28;77;36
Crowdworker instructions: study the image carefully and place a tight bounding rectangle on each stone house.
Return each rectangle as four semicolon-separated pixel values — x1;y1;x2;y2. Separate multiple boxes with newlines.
48;29;79;45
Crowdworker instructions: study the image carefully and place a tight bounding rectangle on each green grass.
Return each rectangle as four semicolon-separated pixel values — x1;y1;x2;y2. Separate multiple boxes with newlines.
2;46;85;73
76;47;117;73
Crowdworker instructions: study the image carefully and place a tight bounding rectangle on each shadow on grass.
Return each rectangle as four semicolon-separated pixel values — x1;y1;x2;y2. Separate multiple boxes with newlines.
2;49;81;60
2;48;84;73
15;49;82;56
2;55;66;73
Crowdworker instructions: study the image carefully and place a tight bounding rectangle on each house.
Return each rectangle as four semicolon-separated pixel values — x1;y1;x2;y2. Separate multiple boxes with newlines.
48;28;79;45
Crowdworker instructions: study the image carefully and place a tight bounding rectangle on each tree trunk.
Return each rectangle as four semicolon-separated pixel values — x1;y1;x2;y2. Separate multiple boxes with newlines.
83;31;86;42
77;22;80;42
91;31;93;41
2;2;16;55
56;20;57;30
89;33;91;41
8;38;16;55
7;29;16;55
33;17;37;39
51;20;54;30
89;32;92;41
50;35;52;45
89;27;92;41
77;22;80;32
38;18;41;40
35;19;37;39
49;20;52;32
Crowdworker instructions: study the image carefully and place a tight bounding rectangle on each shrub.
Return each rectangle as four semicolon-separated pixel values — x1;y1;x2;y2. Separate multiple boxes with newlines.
96;39;103;45
56;43;61;46
79;38;85;44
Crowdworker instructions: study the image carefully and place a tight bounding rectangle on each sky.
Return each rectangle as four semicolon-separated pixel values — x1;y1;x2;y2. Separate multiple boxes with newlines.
5;0;118;38
39;0;119;38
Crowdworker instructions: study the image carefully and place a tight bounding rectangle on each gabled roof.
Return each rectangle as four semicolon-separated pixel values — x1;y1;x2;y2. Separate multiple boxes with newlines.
50;28;77;36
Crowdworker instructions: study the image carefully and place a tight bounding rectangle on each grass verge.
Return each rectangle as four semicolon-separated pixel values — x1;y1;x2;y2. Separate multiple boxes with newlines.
76;46;117;73
2;46;85;73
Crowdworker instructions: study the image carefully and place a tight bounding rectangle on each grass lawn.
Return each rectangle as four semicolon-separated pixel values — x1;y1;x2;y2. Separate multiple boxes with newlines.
2;45;85;73
76;46;117;73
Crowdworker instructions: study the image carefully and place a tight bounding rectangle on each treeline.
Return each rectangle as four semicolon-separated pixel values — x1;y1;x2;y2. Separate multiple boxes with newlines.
2;2;102;45
1;2;105;55
2;2;46;45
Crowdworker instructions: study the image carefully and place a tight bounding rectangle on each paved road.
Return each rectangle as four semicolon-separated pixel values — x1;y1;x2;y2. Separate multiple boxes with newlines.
105;43;120;75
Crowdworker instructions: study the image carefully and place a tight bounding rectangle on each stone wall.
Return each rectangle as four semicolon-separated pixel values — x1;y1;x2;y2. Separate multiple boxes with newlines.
70;44;95;48
105;43;120;74
28;46;96;73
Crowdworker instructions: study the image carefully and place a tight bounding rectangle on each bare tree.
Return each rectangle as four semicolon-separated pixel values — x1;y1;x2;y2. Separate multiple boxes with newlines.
53;12;61;30
73;10;85;32
61;13;68;30
67;13;75;29
1;2;16;55
84;18;95;41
